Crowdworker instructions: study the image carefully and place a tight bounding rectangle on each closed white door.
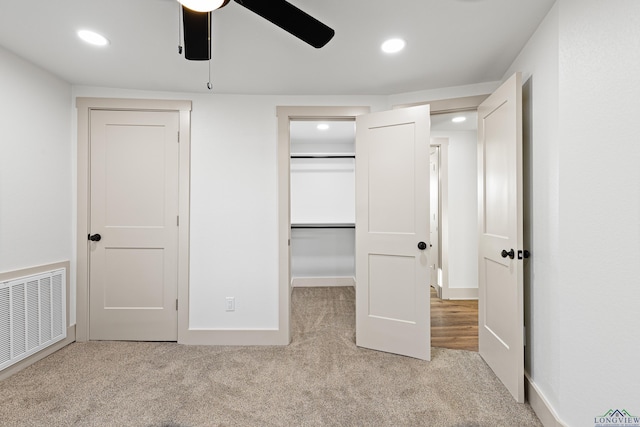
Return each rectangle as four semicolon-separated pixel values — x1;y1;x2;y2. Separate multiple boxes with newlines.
477;72;524;401
429;147;440;287
355;105;431;360
89;110;179;341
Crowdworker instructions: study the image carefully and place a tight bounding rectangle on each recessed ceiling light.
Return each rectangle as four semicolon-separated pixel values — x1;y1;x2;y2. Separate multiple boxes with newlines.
317;124;330;131
77;30;109;47
381;38;406;54
451;116;467;123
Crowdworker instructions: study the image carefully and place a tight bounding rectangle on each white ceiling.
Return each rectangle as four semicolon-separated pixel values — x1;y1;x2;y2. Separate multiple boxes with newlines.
431;111;478;131
0;0;555;95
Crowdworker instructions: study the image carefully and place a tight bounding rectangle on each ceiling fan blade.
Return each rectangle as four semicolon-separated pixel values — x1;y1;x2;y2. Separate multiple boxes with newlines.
234;0;335;48
182;6;211;60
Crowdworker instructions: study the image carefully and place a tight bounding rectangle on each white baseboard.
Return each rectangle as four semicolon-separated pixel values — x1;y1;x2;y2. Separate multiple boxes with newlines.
179;328;289;346
432;283;443;298
442;287;478;300
292;277;355;287
0;325;76;381
525;374;568;427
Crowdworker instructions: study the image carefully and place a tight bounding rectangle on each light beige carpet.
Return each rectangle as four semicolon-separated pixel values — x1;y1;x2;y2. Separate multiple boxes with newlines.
0;287;541;426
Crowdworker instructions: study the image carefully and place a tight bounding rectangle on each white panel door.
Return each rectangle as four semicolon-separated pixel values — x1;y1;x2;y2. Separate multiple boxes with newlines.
355;105;431;360
477;72;524;401
89;110;179;341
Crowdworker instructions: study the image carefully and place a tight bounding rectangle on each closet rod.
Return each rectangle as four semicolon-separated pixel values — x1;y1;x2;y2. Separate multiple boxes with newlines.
290;155;355;159
291;223;355;229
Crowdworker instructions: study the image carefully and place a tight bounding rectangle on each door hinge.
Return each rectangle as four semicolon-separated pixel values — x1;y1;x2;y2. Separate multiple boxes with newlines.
523;326;526;346
177;215;179;226
177;131;180;143
176;299;178;311
288;239;290;247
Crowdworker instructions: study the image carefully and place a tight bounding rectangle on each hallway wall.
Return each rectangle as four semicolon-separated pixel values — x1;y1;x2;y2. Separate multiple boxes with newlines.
0;46;72;291
505;1;640;424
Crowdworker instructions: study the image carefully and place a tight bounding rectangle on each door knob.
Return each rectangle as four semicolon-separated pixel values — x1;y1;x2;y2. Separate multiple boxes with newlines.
501;249;514;259
418;242;427;250
88;233;102;242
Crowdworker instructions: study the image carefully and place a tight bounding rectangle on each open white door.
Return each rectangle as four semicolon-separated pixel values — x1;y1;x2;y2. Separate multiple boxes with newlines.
477;72;524;401
355;105;431;360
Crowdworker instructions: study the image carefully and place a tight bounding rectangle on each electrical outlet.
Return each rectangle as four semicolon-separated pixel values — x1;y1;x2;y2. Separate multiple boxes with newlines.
225;297;235;312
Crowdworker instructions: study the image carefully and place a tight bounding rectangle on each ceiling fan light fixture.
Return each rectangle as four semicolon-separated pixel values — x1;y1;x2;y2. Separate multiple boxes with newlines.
177;0;229;12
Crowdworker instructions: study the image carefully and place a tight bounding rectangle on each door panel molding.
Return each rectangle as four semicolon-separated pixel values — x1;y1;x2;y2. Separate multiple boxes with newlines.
76;98;191;342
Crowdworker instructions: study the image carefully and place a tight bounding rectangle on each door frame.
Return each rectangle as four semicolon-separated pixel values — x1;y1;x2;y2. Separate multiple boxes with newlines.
277;106;371;343
76;98;192;342
399;96;488;301
429;138;449;298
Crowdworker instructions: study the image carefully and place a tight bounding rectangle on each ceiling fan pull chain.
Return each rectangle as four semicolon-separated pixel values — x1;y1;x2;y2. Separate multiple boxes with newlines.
207;58;213;90
177;3;183;54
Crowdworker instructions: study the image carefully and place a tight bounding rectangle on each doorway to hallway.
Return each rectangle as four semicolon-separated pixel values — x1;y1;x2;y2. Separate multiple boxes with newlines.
430;287;478;351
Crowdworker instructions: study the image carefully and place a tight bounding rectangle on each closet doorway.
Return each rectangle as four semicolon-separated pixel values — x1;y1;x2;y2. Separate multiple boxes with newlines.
430;110;480;352
276;106;370;345
289;120;356;288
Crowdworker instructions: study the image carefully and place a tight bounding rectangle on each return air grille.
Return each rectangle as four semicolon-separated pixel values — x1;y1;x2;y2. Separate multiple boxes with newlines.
0;269;66;371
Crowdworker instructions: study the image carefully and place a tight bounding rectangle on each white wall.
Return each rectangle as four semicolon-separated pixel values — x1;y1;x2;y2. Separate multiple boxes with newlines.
72;86;386;329
504;1;562;416
0;47;72;276
432;131;478;291
290;228;355;278
290;156;356;279
5;3;640;422
70;83;496;329
557;0;640;424
290;158;355;225
506;1;640;425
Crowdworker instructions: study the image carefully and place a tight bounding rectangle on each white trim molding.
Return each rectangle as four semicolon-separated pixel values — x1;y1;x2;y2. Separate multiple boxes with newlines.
526;374;569;427
444;288;478;300
75;98;192;344
277;106;372;345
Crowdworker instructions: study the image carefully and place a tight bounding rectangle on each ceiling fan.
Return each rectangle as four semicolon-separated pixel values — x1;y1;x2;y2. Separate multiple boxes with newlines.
179;0;335;61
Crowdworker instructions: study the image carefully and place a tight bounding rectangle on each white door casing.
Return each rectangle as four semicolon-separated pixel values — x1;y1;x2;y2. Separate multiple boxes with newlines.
89;110;179;341
477;72;524;402
429;146;440;288
355;105;431;360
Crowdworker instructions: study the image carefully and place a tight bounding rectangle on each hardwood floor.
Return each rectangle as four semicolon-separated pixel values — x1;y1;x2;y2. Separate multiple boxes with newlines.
430;287;478;352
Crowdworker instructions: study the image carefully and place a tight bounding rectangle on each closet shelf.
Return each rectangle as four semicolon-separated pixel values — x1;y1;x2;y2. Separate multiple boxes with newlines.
291;223;355;229
291;153;355;159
